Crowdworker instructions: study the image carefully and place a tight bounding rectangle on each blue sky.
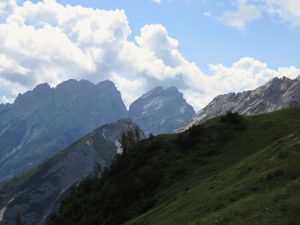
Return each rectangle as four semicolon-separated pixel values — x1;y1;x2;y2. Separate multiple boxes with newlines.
1;0;300;109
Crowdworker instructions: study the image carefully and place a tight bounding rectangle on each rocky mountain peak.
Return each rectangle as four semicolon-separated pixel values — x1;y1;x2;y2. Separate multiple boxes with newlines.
56;79;91;89
143;87;164;96
263;76;292;89
96;80;116;89
14;83;52;105
176;76;300;133
33;83;51;92
129;86;195;135
0;79;128;181
166;86;179;93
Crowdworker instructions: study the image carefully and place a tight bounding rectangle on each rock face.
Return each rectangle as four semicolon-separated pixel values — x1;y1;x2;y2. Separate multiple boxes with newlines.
0;79;198;181
0;119;142;225
176;76;300;132
129;87;196;135
0;79;128;181
0;104;10;115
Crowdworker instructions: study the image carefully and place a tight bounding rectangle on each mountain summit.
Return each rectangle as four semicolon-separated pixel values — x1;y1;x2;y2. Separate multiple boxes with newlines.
129;86;195;135
0;79;128;181
176;76;300;132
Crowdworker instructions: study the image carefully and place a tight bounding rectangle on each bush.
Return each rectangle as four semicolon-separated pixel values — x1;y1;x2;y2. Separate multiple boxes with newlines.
221;111;242;124
188;125;205;137
176;124;205;149
148;133;154;139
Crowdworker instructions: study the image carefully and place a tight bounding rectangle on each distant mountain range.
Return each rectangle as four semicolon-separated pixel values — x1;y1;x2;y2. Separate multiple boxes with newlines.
0;80;195;181
0;119;142;225
1;75;300;225
176;76;300;132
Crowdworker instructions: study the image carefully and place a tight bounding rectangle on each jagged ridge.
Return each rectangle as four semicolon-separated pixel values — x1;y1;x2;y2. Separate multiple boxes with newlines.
176;76;300;132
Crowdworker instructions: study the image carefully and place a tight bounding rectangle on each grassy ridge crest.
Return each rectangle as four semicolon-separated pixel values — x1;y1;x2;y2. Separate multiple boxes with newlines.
49;106;300;225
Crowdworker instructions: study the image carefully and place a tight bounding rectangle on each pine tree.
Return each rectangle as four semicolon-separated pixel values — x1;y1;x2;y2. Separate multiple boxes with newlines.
120;128;142;155
15;211;22;225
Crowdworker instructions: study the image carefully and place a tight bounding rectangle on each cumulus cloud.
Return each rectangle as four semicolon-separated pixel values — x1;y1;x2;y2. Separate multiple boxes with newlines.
0;0;16;19
264;0;300;27
0;0;299;111
219;0;261;30
218;0;300;30
183;57;300;110
0;96;13;104
208;57;300;94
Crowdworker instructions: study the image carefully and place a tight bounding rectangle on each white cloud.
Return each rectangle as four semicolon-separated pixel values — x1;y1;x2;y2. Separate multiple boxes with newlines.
208;57;300;94
264;0;300;27
110;73;145;104
0;54;30;76
152;0;161;4
203;12;211;17
219;0;261;30
182;57;300;110
136;24;183;67
0;0;299;111
217;0;300;30
0;0;16;19
0;95;13;104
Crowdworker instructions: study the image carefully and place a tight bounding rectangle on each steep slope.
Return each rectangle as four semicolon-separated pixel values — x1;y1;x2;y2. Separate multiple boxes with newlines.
48;106;300;225
0;119;141;225
0;104;10;115
0;79;128;181
129;87;195;135
176;76;300;132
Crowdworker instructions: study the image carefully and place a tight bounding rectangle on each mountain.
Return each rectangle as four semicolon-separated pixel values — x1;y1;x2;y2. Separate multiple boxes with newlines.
0;104;10;115
0;80;197;181
47;106;300;225
129;86;195;135
0;79;128;181
176;76;300;132
0;119;142;225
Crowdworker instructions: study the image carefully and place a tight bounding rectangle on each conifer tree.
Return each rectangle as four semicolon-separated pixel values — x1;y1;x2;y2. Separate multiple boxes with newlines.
15;211;22;225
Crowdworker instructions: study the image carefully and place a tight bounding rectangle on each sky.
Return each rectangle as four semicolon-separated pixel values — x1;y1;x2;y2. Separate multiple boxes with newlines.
0;0;300;110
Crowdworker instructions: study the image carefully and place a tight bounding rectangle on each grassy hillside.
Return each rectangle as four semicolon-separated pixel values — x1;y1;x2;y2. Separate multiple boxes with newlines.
48;106;300;225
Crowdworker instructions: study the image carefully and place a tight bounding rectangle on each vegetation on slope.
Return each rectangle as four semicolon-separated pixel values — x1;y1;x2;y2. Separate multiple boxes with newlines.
48;107;300;225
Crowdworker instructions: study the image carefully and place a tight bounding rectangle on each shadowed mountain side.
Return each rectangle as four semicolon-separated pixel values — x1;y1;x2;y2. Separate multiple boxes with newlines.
0;79;128;181
0;119;142;225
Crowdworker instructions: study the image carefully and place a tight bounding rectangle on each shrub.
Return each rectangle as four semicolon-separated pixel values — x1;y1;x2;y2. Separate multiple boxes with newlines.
148;133;154;139
221;111;242;124
176;124;205;149
188;124;205;137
